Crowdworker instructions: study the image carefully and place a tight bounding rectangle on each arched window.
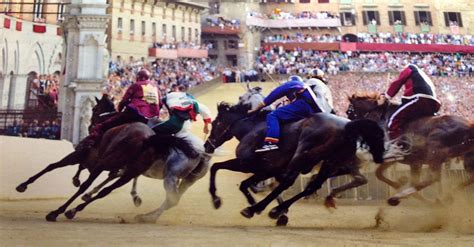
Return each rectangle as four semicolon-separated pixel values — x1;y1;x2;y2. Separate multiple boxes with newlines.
33;0;44;19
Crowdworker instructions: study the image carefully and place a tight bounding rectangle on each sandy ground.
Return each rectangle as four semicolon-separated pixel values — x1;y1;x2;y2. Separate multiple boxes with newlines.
1;83;473;246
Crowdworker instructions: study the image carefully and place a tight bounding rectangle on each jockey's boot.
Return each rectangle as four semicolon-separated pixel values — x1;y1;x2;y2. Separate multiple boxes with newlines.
255;141;279;153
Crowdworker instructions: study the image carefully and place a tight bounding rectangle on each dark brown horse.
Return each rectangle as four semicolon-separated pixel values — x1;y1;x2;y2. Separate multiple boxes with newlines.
16;95;117;192
347;92;474;205
204;103;385;224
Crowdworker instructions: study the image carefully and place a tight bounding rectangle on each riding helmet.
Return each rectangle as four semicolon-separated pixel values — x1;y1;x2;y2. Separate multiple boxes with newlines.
137;69;151;81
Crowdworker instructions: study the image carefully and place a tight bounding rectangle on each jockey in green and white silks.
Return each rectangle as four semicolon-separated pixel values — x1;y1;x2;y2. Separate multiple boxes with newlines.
152;90;212;140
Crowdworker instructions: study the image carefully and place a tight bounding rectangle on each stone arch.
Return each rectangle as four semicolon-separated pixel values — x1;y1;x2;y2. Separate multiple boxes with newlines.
8;71;17;109
25;71;39;110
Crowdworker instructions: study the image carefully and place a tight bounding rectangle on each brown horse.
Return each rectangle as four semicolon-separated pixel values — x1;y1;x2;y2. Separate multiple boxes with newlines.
347;92;474;205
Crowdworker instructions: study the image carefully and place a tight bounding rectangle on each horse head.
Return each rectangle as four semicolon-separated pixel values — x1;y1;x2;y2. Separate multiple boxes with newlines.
238;86;264;111
89;94;117;132
204;102;250;153
347;92;386;121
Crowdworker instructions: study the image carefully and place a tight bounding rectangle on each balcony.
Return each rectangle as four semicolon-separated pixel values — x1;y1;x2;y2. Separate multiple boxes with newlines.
148;48;208;59
246;16;341;28
201;26;241;35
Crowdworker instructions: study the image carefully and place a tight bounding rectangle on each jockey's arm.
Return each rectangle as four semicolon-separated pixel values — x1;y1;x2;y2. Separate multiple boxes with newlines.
385;66;412;99
197;102;212;134
117;84;137;112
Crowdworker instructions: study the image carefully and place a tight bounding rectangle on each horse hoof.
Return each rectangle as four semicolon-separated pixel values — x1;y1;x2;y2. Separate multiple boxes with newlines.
81;194;92;202
72;178;81;187
212;196;222;209
45;212;58;222
240;207;255;219
133;196;142;207
16;184;27;193
65;209;76;220
324;196;337;209
387;197;401;206
268;207;282;219
276;215;289;227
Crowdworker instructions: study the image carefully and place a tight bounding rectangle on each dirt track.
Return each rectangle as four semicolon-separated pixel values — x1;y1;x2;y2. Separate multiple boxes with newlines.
1;83;473;246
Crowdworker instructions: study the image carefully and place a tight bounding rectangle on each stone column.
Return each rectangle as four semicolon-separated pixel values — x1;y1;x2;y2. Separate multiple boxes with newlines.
59;0;109;144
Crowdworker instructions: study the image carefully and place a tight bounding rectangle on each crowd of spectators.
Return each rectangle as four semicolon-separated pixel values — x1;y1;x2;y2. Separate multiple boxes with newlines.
4;119;61;139
30;73;60;109
249;10;338;20
256;47;473;77
326;73;473;121
205;16;241;30
222;67;259;83
263;32;474;46
106;58;219;102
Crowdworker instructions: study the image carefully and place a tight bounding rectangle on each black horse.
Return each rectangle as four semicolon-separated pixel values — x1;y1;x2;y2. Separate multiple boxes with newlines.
204;103;385;223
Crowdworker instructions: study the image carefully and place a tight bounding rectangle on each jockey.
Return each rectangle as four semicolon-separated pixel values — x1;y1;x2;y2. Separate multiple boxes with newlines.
250;75;325;153
153;85;211;135
379;64;441;142
77;69;161;150
306;68;334;113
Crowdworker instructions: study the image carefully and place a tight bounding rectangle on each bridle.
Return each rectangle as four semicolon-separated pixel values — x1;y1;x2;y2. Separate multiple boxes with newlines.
206;114;250;150
348;101;389;122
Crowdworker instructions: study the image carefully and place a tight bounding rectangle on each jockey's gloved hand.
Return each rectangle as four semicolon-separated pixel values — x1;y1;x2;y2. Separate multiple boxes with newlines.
247;102;265;114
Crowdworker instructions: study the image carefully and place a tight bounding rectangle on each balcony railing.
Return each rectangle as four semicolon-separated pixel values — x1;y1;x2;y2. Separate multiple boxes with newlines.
246;16;341;28
148;48;208;59
201;25;241;35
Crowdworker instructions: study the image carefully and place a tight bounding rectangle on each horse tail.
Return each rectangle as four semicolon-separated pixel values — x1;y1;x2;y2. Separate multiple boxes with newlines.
143;134;199;159
345;119;385;164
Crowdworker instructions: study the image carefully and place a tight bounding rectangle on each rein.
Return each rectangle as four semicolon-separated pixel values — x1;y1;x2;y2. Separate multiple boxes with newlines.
207;114;251;150
99;111;116;117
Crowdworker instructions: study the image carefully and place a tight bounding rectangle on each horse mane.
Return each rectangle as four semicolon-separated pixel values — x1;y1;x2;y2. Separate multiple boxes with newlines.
144;134;199;159
217;102;250;115
350;92;380;103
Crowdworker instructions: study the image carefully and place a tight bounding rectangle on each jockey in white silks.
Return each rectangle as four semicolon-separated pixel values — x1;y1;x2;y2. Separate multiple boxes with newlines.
152;88;212;153
306;69;334;113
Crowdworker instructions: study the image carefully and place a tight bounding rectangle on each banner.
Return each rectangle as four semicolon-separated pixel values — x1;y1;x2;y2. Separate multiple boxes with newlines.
262;42;340;51
148;48;178;59
355;43;474;54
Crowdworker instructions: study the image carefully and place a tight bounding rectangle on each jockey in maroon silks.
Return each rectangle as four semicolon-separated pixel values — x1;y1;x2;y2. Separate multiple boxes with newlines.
77;69;161;150
379;64;441;142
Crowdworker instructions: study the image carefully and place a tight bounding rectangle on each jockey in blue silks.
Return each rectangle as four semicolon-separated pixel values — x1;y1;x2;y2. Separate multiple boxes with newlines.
249;75;326;153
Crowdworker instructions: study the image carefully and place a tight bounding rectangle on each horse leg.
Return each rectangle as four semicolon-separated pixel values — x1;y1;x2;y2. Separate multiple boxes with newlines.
387;162;442;206
45;168;103;222
72;165;85;187
65;172;138;220
268;161;334;219
16;150;85;192
130;177;142;207
135;174;180;223
240;174;272;206
209;158;250;209
457;152;474;190
178;157;209;196
325;167;367;209
375;161;402;189
81;171;121;202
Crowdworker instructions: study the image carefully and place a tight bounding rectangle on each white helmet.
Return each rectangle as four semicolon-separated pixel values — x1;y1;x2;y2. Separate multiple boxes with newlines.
288;75;303;82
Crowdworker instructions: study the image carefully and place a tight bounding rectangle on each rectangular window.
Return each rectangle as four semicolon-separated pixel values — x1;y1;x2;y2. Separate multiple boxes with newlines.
362;10;380;25
444;12;463;27
182;11;185;22
388;11;406;25
209;1;220;15
189;12;192;22
162;7;166;19
188;28;192;42
318;0;329;3
340;12;355;26
152;22;156;36
227;40;238;49
414;11;432;26
57;3;65;21
172;9;176;21
195;13;199;23
130;19;135;34
172;25;176;41
195;28;199;43
141;21;146;35
162;24;167;39
117;17;123;33
300;0;310;3
181;27;185;42
33;0;44;18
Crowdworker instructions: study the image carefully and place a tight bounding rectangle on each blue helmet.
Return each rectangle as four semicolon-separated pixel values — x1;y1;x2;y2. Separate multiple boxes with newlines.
288;75;303;82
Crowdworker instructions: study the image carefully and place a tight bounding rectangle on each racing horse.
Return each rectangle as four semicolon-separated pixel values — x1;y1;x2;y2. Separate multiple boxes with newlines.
204;102;385;224
16;95;117;192
347;92;474;205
